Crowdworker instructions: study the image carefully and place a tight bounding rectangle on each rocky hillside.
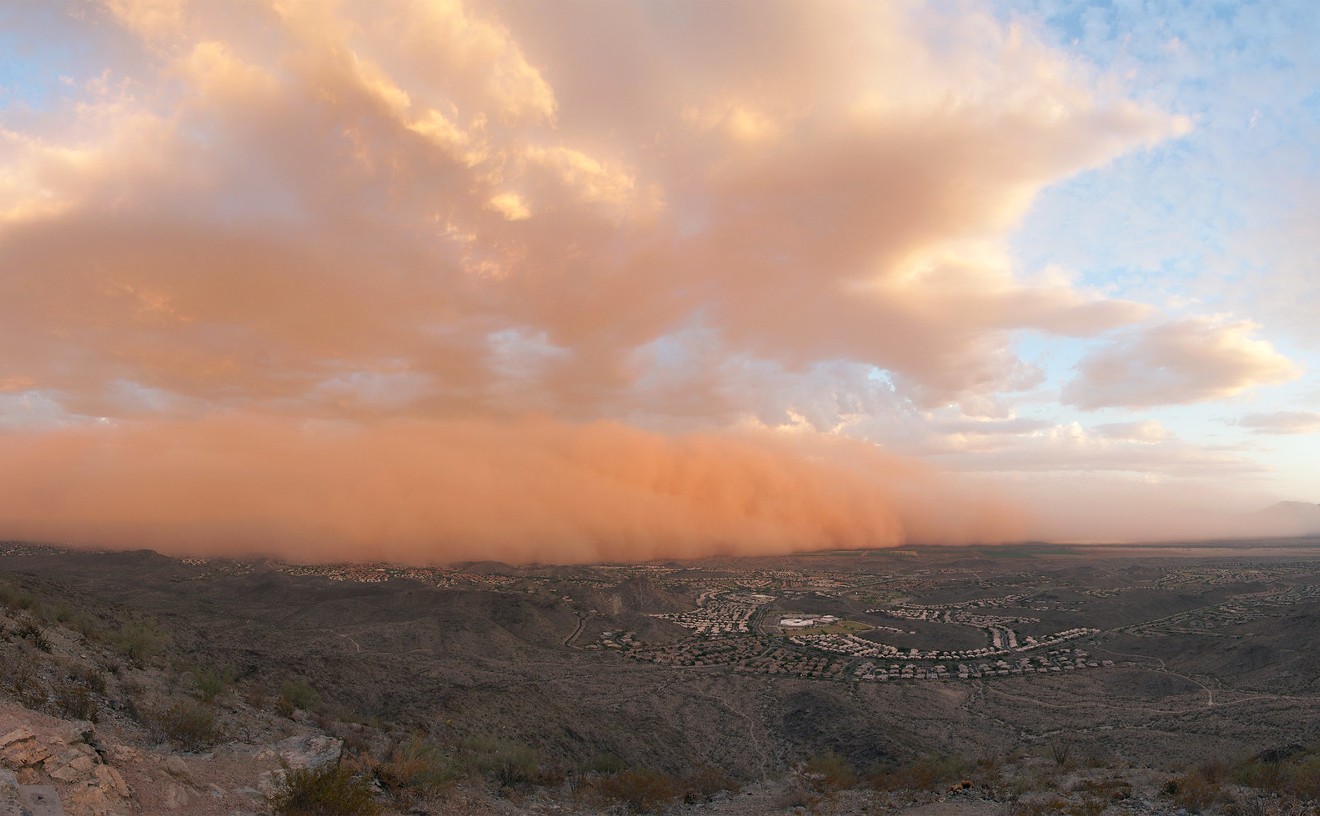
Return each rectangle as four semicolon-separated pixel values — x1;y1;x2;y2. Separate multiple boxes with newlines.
1;552;1317;815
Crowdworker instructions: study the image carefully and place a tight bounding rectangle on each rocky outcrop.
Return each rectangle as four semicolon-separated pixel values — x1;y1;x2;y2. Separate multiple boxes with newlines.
0;725;129;816
254;733;343;799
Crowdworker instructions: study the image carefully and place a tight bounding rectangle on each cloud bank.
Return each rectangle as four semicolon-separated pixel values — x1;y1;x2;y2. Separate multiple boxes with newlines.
0;1;1302;561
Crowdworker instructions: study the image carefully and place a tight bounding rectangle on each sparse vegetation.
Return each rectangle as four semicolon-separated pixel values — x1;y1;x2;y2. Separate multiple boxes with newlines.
2;547;1319;816
51;673;98;721
112;620;164;666
1231;745;1320;801
16;622;51;652
588;768;681;813
579;752;626;775
681;763;739;803
802;750;856;791
151;698;220;751
464;736;542;790
370;735;458;797
194;665;228;701
0;579;35;611
280;678;320;712
1050;737;1074;768
267;762;381;816
869;753;970;792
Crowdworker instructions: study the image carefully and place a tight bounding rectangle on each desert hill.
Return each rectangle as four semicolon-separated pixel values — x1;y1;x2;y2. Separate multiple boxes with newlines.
1;542;1318;814
1258;501;1320;536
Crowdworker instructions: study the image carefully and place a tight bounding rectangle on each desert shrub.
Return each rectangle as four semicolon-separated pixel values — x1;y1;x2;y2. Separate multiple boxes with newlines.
1009;797;1071;816
246;685;270;710
153;699;219;752
463;736;541;790
1062;797;1108;816
803;750;856;791
6;661;48;709
42;601;76;624
16;622;51;652
373;735;458;796
0;580;35;611
112;621;163;666
682;763;739;802
590;768;681;813
72;612;102;640
1164;771;1222;813
1071;776;1133;802
1232;751;1320;800
73;664;106;694
51;675;98;721
1050;738;1074;768
580;752;626;774
1197;758;1229;784
281;679;320;712
870;753;970;792
772;778;822;810
268;762;381;816
194;666;228;701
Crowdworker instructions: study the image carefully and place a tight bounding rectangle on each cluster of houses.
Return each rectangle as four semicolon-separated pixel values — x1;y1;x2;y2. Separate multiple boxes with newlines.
792;626;1099;662
1126;582;1320;638
853;648;1115;682
650;592;774;635
734;646;850;679
608;633;769;667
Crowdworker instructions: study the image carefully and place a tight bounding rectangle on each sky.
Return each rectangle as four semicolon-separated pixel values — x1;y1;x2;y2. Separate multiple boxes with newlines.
0;0;1316;564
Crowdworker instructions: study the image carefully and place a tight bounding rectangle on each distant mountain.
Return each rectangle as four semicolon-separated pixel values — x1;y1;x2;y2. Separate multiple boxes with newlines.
1258;501;1320;535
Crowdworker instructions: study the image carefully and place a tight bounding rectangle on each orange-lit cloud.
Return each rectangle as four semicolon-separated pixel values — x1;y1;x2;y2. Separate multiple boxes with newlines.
0;1;1297;561
1062;317;1299;410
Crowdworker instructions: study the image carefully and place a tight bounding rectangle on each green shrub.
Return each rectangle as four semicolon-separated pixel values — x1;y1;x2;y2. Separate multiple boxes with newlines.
463;736;541;790
0;580;35;611
72;612;102;640
194;667;227;701
268;762;381;816
280;679;320;712
113;622;163;666
153;699;219;752
43;602;76;624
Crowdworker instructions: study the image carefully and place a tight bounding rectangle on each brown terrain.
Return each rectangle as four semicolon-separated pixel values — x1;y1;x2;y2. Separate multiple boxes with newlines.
1;540;1318;815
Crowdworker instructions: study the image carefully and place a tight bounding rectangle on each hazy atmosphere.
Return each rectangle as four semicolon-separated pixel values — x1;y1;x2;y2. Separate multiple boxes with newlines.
2;0;1318;563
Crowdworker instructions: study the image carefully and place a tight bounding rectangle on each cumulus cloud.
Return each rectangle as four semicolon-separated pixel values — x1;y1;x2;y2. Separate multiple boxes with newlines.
0;0;1267;561
0;0;1184;423
1235;411;1320;435
1062;317;1299;410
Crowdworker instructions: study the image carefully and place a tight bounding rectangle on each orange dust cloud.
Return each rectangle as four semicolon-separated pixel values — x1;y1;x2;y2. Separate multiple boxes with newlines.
0;415;1026;565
